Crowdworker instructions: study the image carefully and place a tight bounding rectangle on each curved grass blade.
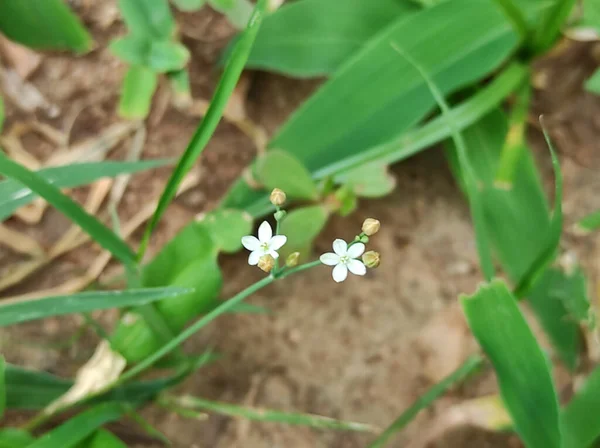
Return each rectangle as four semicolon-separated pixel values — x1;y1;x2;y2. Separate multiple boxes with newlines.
532;0;577;54
367;355;483;448
138;0;269;260
393;43;495;280
561;364;600;448
27;403;128;448
0;153;136;268
0;429;34;448
461;280;561;448
0;287;192;327
0;159;171;222
161;395;378;433
83;429;127;448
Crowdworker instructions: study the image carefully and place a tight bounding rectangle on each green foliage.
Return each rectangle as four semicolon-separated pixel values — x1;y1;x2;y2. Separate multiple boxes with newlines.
583;0;600;30
208;0;254;29
119;0;175;39
0;0;92;52
577;208;600;233
585;68;600;95
172;0;207;12
0;429;34;448
118;65;159;119
462;280;561;448
562;365;600;448
0;356;4;419
197;209;254;253
110;37;190;72
279;205;329;258
255;150;318;200
82;430;127;448
335;163;396;198
531;0;577;54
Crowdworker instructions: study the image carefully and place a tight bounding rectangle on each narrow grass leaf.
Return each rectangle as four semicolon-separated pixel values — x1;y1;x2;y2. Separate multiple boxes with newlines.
0;154;136;267
172;0;206;12
0;356;5;419
561;364;600;448
0;287;192;327
118;65;158;119
584;68;600;95
165;395;378;433
0;429;34;448
461;280;561;448
27;402;128;448
255;150;318;200
138;0;269;260
368;356;483;448
0;159;170;222
532;0;577;54
0;0;92;52
118;0;174;39
576;208;600;233
0;96;4;133
83;430;127;448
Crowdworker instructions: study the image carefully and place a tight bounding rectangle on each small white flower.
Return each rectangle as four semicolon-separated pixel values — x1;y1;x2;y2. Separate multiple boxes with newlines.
320;239;366;283
241;221;287;266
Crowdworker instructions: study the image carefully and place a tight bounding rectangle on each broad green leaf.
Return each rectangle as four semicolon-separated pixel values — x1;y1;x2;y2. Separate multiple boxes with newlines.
0;154;136;268
577;208;600;233
0;429;34;448
118;65;158;119
109;35;150;66
118;0;175;39
197;209;254;253
0;356;4;418
209;0;254;29
172;0;206;12
562;364;600;448
0;0;92;52
147;41;190;73
0;159;171;222
164;394;378;432
461;280;561;448
138;0;269;259
209;0;235;8
269;0;520;174
368;356;483;448
255;150;318;200
28;403;127;448
279;205;329;258
110;312;162;364
584;68;600;95
584;0;600;31
240;0;418;77
334;163;396;198
83;429;127;448
0;287;192;327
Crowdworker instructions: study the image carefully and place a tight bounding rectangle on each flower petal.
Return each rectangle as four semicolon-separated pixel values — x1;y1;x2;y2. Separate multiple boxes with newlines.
270;235;287;250
332;263;348;283
320;252;340;266
258;221;272;242
347;259;366;276
248;250;261;265
332;239;348;256
241;235;260;251
347;243;365;259
268;249;280;259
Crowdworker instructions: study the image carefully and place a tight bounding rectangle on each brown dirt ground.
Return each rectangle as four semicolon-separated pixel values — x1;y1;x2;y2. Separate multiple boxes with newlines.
1;3;600;447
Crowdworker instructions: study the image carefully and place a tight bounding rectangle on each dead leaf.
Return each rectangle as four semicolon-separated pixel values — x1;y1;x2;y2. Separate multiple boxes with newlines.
0;35;42;79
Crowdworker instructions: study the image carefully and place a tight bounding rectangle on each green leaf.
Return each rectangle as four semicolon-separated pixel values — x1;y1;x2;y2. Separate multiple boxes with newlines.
0;96;4;133
554;266;593;328
0;429;34;448
0;0;92;52
0;356;5;419
0;287;192;327
147;41;190;73
83;430;127;448
461;280;561;448
209;0;254;29
109;35;150;66
172;0;206;12
334;162;396;198
255;150;318;200
197;209;254;253
168;69;192;106
28;403;128;448
0;159;171;222
584;68;600;95
532;0;577;54
0;154;136;268
279;205;329;258
562;364;600;448
138;0;269;260
240;0;419;77
367;356;483;448
584;0;600;31
118;65;158;119
576;208;600;233
118;0;175;39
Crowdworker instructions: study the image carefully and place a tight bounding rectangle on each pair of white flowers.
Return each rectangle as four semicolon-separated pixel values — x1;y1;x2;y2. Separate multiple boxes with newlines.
241;221;366;283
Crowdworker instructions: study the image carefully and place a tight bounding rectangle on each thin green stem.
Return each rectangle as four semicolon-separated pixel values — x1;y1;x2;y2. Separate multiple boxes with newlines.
277;260;322;279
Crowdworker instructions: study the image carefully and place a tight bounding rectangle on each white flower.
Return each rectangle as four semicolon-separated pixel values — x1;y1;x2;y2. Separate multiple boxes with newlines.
241;221;287;266
320;239;366;283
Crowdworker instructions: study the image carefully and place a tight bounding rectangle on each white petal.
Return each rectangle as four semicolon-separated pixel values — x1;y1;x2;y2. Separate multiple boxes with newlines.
347;259;366;276
258;221;272;242
270;235;287;250
248;250;261;265
347;243;365;259
320;252;340;266
241;235;260;251
332;263;348;283
268;249;280;259
332;239;348;256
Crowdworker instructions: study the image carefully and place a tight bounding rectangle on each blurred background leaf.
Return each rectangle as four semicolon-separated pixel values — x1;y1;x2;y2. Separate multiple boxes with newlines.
585;69;600;95
561;365;600;448
80;429;127;448
255;150;318;200
196;209;253;253
0;429;34;448
118;65;158;119
118;0;175;39
172;0;206;12
279;205;329;259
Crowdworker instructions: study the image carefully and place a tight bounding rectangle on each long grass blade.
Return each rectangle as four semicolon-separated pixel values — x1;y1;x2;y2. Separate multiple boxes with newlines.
138;0;269;260
0;356;5;419
0;153;136;268
367;355;483;448
561;364;600;448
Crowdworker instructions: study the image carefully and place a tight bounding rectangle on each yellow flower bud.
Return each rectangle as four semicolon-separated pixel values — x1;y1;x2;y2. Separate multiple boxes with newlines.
362;251;380;269
286;252;300;267
258;254;275;273
270;188;287;206
362;218;380;236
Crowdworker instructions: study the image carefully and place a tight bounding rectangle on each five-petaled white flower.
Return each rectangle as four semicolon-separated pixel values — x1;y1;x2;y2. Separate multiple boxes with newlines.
241;221;287;266
320;239;366;283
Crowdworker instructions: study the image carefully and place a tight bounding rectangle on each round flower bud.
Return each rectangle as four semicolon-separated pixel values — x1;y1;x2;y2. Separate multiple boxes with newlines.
362;218;380;236
274;210;287;221
286;252;300;267
258;254;275;273
362;251;380;269
270;188;287;206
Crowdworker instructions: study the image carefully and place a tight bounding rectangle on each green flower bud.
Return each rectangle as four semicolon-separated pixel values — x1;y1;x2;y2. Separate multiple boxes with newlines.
286;252;300;267
274;210;287;221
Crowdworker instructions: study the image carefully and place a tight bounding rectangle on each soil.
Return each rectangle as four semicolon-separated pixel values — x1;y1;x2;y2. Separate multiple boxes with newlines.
1;3;600;448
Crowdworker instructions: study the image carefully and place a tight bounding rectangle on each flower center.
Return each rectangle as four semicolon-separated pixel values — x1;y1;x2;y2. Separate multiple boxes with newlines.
339;255;350;264
260;242;269;251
